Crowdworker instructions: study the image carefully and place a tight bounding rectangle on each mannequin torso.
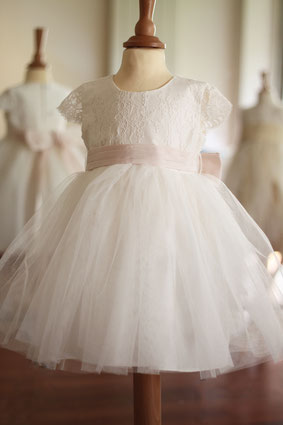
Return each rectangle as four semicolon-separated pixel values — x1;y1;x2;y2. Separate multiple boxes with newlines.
113;48;173;92
25;66;53;84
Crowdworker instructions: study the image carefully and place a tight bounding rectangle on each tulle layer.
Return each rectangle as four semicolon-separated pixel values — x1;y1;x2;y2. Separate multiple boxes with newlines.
0;134;86;251
0;163;283;379
225;139;283;253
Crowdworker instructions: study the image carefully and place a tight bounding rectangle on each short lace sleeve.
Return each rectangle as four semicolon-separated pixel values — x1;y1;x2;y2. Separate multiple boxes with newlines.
0;89;12;111
57;85;83;124
201;83;232;130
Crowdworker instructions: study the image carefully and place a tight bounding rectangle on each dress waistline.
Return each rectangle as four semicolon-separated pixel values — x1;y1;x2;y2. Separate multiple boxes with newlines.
86;144;222;178
86;144;199;172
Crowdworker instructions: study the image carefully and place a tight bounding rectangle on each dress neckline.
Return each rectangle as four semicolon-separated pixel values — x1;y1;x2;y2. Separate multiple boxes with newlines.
110;74;176;94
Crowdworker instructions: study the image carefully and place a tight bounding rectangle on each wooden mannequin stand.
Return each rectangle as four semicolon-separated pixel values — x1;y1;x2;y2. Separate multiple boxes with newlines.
25;27;52;84
133;372;161;424
123;2;165;424
27;27;47;69
123;0;165;49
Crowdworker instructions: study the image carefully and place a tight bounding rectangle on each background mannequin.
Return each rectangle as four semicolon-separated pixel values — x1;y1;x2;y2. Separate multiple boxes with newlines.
225;72;283;254
25;66;53;83
0;27;86;254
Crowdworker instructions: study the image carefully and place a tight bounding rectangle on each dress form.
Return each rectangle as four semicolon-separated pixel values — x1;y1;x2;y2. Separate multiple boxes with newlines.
121;3;164;424
25;67;53;84
255;72;283;109
116;6;222;421
0;26;86;253
113;48;173;92
225;71;283;253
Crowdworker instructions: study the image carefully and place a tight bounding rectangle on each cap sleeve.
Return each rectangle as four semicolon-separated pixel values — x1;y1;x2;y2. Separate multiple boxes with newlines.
57;84;83;124
201;83;232;130
0;89;12;111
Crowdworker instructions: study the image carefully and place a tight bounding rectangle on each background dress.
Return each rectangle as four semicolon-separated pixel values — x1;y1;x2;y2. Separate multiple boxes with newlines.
0;75;283;380
0;82;86;252
225;101;283;253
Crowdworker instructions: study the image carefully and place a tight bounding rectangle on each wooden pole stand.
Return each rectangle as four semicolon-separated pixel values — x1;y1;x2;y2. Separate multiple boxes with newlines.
133;373;161;425
123;0;165;49
27;27;48;69
124;1;163;424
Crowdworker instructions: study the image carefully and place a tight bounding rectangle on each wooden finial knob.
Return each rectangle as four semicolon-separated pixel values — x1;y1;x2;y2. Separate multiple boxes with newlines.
28;27;48;69
123;0;165;49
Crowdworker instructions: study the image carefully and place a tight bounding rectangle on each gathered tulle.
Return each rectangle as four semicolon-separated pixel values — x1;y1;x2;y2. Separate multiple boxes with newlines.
1;163;283;379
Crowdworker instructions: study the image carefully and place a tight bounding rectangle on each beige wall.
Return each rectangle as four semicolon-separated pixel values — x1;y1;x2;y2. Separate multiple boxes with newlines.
238;0;282;107
0;0;108;86
173;0;242;149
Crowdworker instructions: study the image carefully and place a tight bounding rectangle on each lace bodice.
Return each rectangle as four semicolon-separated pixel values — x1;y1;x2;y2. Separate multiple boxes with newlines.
0;82;71;135
58;75;232;154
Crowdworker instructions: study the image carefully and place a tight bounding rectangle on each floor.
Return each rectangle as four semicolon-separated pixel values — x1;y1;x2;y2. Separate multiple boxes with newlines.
1;348;283;425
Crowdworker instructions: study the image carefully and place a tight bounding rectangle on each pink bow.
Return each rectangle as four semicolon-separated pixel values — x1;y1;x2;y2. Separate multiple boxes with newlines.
200;152;222;179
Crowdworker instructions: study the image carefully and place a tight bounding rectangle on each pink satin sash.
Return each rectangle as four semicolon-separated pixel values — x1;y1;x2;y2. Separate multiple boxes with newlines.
86;144;222;179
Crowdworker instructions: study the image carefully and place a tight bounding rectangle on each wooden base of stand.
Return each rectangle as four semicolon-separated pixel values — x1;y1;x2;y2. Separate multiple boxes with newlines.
133;373;161;425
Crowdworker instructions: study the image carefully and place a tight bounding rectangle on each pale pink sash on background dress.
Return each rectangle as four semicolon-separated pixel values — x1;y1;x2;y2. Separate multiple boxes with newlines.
8;125;84;212
86;144;222;179
242;123;283;144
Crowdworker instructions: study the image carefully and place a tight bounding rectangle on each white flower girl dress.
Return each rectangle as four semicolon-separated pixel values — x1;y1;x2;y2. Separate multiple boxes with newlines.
226;101;283;254
0;82;86;252
0;75;283;380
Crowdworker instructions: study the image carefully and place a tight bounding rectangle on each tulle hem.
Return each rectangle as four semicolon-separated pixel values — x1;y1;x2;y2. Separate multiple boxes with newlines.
1;332;283;380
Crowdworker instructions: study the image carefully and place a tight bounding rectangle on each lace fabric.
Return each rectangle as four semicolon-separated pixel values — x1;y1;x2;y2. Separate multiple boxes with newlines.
57;84;83;125
57;75;232;153
201;83;233;130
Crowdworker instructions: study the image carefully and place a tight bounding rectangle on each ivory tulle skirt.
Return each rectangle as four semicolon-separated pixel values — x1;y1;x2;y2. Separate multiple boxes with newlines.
0;131;86;252
0;163;283;379
225;139;283;254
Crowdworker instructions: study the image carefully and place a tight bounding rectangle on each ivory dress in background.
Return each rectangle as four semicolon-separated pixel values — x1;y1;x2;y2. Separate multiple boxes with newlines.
0;75;283;380
225;96;283;253
0;82;86;252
